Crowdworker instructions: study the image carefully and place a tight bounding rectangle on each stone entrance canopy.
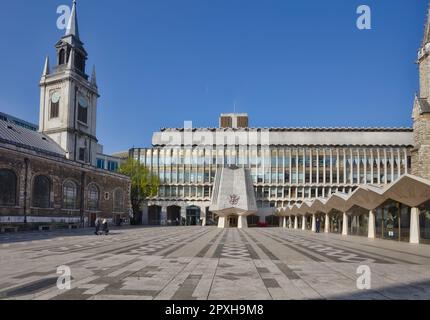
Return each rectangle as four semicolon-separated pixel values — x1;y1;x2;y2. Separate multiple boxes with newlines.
209;166;257;228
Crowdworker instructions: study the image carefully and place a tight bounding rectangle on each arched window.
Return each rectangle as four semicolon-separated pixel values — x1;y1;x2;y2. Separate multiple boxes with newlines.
59;48;65;65
63;180;78;209
0;169;17;206
77;96;88;124
32;176;51;208
87;184;99;211
50;92;60;119
113;189;124;212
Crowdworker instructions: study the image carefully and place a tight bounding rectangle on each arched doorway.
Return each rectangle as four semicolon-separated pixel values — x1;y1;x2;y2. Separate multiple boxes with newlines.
167;205;181;226
148;205;161;225
186;206;201;226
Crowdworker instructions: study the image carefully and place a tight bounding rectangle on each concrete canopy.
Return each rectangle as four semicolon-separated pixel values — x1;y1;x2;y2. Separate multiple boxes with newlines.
284;205;294;217
289;203;301;216
325;193;352;213
383;174;430;207
345;185;386;211
310;198;331;214
295;202;312;216
303;200;316;214
275;207;285;217
210;166;257;218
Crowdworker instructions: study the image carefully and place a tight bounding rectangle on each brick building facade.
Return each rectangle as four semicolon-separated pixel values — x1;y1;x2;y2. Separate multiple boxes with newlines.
0;140;130;228
0;1;131;230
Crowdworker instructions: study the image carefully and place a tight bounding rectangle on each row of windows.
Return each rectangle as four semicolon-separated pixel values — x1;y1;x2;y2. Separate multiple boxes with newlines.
158;185;212;198
96;159;120;172
0;169;125;212
156;185;356;201
134;147;411;186
134;147;410;167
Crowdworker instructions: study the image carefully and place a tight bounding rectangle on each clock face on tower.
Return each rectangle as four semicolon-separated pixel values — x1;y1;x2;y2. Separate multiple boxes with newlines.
79;95;88;108
51;91;61;104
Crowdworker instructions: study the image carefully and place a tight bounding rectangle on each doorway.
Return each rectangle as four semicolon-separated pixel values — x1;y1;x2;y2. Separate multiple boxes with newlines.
186;206;201;226
228;216;238;228
89;212;96;227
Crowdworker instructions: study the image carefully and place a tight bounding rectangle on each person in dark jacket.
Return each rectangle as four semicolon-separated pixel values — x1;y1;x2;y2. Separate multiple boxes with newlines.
316;218;321;233
102;219;109;235
95;219;101;235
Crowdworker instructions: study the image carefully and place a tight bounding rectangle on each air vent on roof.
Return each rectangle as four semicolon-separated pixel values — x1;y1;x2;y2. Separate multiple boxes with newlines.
7;125;13;129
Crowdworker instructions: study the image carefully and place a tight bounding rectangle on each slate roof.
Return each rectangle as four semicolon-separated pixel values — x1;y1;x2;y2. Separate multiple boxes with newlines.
0;119;66;157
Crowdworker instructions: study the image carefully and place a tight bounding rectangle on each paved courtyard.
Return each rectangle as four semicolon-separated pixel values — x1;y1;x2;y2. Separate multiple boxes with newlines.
1;226;430;300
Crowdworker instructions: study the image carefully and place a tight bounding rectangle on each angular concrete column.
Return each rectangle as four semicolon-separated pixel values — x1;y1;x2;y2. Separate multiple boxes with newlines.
368;210;376;239
324;213;330;233
294;216;298;229
410;207;420;244
342;212;348;236
311;214;316;232
238;216;248;229
282;216;287;228
288;216;292;229
218;216;226;228
302;215;306;231
200;207;207;226
161;206;167;226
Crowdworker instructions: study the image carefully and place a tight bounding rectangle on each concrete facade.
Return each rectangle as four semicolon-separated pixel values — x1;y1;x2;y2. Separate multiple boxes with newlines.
131;126;413;228
210;166;257;228
129;5;430;231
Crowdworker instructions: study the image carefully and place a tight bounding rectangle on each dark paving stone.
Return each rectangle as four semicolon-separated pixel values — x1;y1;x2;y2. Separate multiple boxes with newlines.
262;278;281;289
0;277;58;298
170;274;202;300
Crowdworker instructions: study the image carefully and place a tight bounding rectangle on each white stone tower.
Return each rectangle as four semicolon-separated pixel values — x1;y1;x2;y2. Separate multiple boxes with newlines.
412;3;430;180
39;0;99;166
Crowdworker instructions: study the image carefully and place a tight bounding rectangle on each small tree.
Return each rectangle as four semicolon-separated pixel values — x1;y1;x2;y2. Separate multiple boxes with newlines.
119;158;159;225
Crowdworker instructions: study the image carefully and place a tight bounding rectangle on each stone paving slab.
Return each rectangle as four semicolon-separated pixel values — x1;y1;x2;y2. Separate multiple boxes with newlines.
1;227;430;300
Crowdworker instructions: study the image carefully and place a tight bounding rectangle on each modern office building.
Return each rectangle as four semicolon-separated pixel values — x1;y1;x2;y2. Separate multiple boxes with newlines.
130;115;413;227
129;6;430;235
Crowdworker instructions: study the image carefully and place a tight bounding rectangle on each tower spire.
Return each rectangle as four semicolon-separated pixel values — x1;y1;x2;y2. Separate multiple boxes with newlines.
65;0;79;39
42;56;50;77
423;2;430;47
67;48;75;70
91;65;97;87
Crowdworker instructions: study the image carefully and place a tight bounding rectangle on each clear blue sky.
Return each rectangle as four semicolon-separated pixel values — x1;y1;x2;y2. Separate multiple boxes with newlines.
0;0;428;153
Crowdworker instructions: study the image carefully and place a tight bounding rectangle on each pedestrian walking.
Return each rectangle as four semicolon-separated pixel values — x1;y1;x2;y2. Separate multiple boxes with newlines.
316;218;321;233
102;219;109;235
95;219;101;235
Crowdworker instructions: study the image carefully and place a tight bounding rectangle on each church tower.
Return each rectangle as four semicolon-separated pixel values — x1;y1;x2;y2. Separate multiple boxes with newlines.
39;0;99;166
412;4;430;180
